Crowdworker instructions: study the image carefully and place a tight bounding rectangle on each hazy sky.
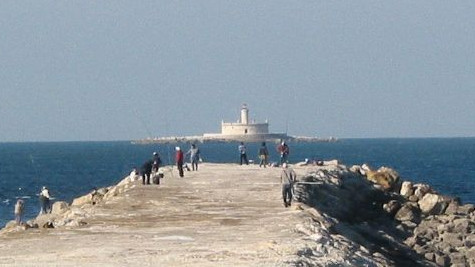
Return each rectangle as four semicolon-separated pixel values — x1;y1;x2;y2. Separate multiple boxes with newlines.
1;1;474;142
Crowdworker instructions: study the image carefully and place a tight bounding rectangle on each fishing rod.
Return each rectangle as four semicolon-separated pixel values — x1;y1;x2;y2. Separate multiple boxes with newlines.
133;107;174;178
29;154;40;180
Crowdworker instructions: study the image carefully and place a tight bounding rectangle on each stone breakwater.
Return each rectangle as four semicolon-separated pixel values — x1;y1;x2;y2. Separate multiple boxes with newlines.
0;162;473;266
294;162;475;266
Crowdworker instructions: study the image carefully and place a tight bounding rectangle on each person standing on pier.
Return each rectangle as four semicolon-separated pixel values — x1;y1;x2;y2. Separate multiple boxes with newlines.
277;141;290;164
39;186;51;214
152;151;162;173
280;163;296;207
14;199;24;225
258;142;269;168
141;158;154;185
238;142;249;165
186;144;201;171
175;146;184;177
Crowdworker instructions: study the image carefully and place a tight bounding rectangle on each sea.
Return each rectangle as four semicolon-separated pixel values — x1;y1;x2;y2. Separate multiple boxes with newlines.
1;138;474;228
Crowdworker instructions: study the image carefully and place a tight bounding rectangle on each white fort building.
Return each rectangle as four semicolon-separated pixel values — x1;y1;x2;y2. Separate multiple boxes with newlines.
134;104;335;144
203;104;287;142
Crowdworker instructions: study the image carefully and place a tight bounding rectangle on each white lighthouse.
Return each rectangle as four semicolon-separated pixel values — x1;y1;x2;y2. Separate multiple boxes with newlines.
240;104;249;124
219;104;269;135
202;104;287;142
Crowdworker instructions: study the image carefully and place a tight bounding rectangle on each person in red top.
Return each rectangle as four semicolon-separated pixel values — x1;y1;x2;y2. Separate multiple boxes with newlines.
175;146;184;177
277;141;290;165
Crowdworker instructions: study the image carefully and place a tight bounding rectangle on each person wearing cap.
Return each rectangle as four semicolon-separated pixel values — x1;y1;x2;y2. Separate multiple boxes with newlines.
175;146;184;177
14;199;24;225
39;186;51;214
280;163;297;207
277;141;290;165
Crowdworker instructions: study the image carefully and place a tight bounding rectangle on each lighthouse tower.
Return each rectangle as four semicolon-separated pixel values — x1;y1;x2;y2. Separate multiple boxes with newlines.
203;103;287;141
219;104;269;136
240;104;249;124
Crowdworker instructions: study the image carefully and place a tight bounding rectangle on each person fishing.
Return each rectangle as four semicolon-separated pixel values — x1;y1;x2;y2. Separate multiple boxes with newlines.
186;144;201;171
175;146;184;177
258;142;269;168
39;186;51;214
277;141;290;165
141;157;154;185
14;199;24;225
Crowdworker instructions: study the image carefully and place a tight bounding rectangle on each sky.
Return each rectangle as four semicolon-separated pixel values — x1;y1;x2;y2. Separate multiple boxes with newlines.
0;1;474;142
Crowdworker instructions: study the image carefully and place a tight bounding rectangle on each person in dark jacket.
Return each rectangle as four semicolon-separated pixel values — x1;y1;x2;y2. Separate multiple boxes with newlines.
258;142;269;168
141;159;154;185
152;151;162;173
175;146;184;177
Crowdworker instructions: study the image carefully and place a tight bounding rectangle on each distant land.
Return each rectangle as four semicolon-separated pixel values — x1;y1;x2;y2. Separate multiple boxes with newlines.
133;104;337;144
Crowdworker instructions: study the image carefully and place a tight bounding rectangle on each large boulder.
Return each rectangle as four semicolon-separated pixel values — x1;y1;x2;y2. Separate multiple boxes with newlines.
400;181;414;198
414;184;431;199
418;193;450;215
383;200;401;216
71;193;93;207
51;201;69;215
395;203;421;223
365;167;400;191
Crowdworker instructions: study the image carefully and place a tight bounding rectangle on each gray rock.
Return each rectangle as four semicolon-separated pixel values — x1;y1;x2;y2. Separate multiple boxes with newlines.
458;204;475;215
400;181;414;198
444;200;460;215
464;235;475;247
71;193;93;207
395;203;421;223
467;247;475;259
435;254;449;267
408;195;419;202
449;252;466;266
414;184;431;199
383;200;401;216
453;218;475;234
404;236;417;247
401;221;418;230
51;201;69;215
418;193;440;215
441;232;464;247
424;252;435;261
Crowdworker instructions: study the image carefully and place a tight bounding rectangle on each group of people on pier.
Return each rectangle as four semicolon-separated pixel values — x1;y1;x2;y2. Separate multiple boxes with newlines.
13;140;295;225
237;141;290;167
137;140;292;183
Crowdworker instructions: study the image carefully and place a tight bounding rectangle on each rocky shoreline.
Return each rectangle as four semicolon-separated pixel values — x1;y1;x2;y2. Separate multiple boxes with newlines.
132;135;338;144
1;162;473;266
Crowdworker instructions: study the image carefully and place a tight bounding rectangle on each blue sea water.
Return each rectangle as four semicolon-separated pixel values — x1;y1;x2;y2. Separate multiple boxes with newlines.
1;138;474;228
